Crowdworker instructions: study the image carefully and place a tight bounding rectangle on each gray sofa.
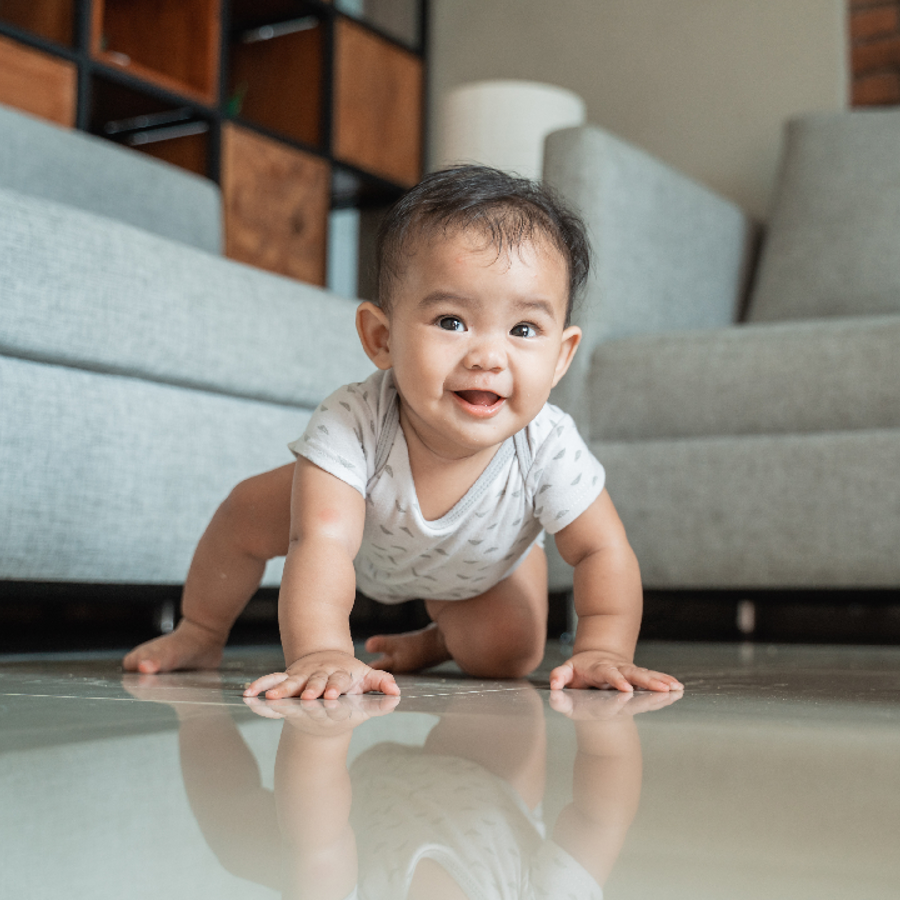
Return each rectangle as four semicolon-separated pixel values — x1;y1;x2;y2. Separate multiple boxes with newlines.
0;104;372;587
544;112;900;591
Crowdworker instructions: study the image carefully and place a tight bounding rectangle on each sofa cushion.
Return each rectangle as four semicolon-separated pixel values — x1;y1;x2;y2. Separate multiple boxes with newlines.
589;316;900;441
748;111;900;323
0;356;295;584
0;103;222;254
592;430;900;588
0;186;373;409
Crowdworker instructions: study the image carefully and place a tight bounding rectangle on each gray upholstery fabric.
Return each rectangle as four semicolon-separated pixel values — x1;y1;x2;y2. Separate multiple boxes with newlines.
1;106;373;587
593;431;900;588
543;125;757;437
749;110;900;322
0;356;301;584
590;316;900;440
0;187;373;408
543;116;900;593
0;103;222;254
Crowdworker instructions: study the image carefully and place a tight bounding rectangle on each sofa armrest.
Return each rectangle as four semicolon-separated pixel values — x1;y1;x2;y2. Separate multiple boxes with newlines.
0;186;372;409
544;125;758;431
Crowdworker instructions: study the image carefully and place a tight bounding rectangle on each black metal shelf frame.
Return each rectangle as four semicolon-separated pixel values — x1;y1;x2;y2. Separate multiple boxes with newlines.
0;0;427;208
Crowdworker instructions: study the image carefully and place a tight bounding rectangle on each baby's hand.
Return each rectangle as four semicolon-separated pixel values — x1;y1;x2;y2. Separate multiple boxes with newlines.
243;649;401;701
550;650;684;693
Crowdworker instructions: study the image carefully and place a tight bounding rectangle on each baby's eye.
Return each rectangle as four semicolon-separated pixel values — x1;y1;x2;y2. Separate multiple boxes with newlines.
510;322;538;338
438;316;466;332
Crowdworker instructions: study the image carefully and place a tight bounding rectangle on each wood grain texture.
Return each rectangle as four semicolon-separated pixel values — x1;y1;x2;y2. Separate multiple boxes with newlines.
91;0;221;104
135;132;208;177
0;34;76;125
333;18;423;186
228;24;323;147
222;123;330;285
0;0;74;46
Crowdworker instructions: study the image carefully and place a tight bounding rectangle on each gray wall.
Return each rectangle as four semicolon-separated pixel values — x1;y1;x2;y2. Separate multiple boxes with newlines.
428;0;849;219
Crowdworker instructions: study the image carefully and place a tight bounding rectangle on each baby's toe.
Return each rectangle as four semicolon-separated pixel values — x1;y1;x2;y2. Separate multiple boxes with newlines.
137;658;162;674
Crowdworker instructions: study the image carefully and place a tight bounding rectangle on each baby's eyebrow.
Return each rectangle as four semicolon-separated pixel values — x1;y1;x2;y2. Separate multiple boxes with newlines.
511;298;558;321
417;290;469;310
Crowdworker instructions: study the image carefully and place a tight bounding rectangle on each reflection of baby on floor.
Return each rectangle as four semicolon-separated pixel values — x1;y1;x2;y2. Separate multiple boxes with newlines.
351;741;594;899
346;687;598;900
124;673;677;899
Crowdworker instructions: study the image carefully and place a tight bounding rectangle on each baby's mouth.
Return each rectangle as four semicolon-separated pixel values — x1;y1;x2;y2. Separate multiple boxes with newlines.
454;390;503;408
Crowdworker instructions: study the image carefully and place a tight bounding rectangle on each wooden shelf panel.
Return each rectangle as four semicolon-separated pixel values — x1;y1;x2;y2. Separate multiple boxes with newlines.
222;123;330;285
334;0;422;49
0;33;76;126
88;75;211;177
91;0;222;105
125;128;209;177
333;18;423;187
0;0;75;47
228;15;324;148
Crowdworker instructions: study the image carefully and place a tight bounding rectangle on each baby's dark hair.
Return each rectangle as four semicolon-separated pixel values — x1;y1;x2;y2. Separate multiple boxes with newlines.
375;165;591;326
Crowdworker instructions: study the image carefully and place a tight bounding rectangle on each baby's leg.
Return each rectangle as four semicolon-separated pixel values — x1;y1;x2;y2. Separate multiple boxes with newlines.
123;464;294;673
366;544;548;679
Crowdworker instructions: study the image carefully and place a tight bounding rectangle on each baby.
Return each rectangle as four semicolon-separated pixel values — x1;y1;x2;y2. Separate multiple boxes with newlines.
124;165;683;699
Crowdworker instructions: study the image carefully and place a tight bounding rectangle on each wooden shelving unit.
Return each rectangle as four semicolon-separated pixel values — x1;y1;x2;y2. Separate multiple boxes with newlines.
90;0;222;105
222;123;331;284
0;32;76;125
0;0;428;287
0;0;75;46
333;17;423;186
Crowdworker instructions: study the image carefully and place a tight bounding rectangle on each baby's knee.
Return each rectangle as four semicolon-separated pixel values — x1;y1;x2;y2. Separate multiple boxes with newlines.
458;627;545;680
220;477;263;525
496;639;545;679
217;475;289;559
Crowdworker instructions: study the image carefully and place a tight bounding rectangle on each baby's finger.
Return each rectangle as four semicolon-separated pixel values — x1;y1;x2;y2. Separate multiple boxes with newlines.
297;671;330;700
321;669;353;700
548;662;575;691
597;666;635;693
627;667;684;693
355;667;400;696
243;671;289;697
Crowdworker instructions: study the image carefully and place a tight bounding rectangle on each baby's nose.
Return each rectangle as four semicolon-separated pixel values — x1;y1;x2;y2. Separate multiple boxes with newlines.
465;333;507;370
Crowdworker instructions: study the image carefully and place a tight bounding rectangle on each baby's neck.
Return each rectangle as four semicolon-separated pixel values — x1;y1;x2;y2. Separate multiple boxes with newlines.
398;408;504;522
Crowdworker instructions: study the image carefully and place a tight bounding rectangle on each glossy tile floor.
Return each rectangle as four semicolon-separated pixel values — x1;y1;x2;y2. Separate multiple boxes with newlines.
2;640;900;899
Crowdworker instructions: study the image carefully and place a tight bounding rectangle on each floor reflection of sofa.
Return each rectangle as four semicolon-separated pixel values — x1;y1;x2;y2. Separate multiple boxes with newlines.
545;112;900;592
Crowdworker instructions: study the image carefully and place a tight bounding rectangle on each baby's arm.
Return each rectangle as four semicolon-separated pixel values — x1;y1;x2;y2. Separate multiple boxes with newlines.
244;457;400;700
550;490;683;693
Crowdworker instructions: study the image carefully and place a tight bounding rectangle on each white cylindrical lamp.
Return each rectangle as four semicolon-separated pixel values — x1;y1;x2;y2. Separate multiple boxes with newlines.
434;79;587;180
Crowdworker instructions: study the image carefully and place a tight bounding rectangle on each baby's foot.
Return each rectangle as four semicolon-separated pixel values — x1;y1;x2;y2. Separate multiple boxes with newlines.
365;623;451;674
122;618;226;674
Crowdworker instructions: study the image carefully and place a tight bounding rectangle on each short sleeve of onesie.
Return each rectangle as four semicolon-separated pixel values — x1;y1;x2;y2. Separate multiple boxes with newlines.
287;373;386;497
521;405;606;535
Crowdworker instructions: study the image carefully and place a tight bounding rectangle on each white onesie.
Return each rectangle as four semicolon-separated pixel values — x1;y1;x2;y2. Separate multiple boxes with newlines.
288;369;605;604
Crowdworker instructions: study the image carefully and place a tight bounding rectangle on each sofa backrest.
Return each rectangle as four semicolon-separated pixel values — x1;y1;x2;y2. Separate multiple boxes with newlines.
543;124;756;436
747;110;900;323
0;103;222;254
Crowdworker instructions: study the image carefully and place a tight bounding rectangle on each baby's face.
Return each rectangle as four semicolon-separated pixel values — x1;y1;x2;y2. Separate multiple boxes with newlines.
376;229;581;460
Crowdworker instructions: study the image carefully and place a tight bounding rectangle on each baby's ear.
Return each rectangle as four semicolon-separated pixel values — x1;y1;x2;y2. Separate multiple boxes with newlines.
356;301;393;369
551;325;582;387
